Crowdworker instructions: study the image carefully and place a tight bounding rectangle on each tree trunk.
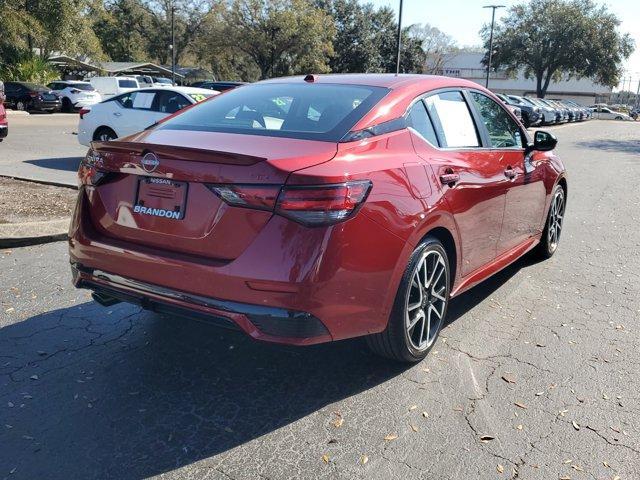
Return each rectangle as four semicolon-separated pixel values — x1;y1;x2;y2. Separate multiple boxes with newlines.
535;73;543;98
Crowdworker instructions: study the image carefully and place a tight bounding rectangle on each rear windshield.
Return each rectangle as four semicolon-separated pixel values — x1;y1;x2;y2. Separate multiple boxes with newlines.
118;79;138;88
157;83;389;142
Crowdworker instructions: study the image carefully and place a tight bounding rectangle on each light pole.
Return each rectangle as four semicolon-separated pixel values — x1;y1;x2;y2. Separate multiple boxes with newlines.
170;4;176;85
395;0;404;75
483;4;504;88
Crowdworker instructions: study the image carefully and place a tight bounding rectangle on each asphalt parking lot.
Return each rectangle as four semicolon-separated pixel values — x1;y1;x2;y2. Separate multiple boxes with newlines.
0;113;85;186
1;119;639;479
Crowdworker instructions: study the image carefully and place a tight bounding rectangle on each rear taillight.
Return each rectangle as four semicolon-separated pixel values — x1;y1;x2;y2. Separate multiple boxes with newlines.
276;182;371;226
28;91;39;98
207;181;372;226
70;88;81;94
206;184;280;211
79;108;90;119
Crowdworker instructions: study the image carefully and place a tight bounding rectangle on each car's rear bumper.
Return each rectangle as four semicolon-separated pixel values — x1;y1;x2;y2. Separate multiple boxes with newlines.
68;187;407;345
71;263;332;345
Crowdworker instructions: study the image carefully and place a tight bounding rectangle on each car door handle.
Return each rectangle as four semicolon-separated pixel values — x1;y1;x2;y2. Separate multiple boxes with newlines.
113;112;122;117
504;166;517;179
440;170;460;186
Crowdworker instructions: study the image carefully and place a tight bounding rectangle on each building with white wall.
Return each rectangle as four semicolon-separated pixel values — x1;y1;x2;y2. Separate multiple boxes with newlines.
438;51;611;104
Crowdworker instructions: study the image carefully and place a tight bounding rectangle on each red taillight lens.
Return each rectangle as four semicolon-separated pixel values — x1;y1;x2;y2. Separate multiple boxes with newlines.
79;108;90;119
29;91;39;98
207;181;372;226
276;181;372;226
206;184;280;211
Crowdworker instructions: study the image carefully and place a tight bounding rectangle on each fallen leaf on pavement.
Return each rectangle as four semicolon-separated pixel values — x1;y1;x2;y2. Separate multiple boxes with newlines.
497;464;504;473
514;402;527;409
360;455;368;465
480;435;495;442
384;434;398;441
502;373;516;384
322;454;329;463
572;421;580;431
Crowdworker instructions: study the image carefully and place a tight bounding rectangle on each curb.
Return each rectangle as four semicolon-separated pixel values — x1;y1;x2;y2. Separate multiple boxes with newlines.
5;110;30;116
0;174;78;190
0;219;70;249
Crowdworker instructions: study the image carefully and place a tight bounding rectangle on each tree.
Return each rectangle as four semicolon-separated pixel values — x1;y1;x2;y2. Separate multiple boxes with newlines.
372;6;425;74
409;23;457;74
315;0;380;73
204;0;335;80
482;0;634;98
92;0;151;62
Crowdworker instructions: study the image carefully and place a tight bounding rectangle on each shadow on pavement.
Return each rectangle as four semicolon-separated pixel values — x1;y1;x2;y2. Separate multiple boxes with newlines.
576;139;640;155
0;255;531;479
25;157;82;172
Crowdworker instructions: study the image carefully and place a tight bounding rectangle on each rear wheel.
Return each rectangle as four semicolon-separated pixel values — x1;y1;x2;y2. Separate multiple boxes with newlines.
62;97;73;113
94;127;117;142
16;100;27;111
534;184;565;259
366;238;450;363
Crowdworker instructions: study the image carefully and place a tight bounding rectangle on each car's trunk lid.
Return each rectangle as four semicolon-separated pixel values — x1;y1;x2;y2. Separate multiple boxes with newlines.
86;129;337;260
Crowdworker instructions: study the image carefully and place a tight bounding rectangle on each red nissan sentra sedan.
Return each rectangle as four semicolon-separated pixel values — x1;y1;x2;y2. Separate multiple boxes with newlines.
69;74;566;362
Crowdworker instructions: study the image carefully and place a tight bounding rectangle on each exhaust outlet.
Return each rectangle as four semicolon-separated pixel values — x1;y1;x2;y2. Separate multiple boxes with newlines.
91;291;122;307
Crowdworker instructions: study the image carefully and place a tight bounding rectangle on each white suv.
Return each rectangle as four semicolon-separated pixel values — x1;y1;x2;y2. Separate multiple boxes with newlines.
48;81;102;112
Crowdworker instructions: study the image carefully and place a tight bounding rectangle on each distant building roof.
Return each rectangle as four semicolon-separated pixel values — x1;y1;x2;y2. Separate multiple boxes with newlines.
47;56;184;78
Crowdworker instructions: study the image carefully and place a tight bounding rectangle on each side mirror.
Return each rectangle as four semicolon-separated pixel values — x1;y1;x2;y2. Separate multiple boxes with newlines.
529;130;557;152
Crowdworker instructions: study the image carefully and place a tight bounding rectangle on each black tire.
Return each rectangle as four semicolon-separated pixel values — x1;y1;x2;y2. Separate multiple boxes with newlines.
533;184;566;260
62;97;73;113
93;127;117;142
16;100;27;111
366;237;451;363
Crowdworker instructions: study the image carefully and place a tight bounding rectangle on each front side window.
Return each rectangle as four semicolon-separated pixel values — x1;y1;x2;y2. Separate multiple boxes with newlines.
424;91;480;148
154;91;191;113
470;92;523;148
157;83;389;142
407;100;438;146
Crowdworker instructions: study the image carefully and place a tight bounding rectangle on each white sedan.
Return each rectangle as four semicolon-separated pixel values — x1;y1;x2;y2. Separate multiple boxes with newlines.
592;106;632;121
78;86;218;146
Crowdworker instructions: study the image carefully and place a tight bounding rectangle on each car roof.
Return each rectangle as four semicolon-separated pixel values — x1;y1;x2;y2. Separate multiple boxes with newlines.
259;73;481;90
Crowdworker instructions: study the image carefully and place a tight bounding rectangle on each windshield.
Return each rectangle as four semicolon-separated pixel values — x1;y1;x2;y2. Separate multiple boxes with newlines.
154;78;172;84
157;83;389;142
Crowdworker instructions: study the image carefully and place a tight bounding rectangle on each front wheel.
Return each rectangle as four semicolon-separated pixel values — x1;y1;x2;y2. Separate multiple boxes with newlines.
534;184;565;259
366;238;450;363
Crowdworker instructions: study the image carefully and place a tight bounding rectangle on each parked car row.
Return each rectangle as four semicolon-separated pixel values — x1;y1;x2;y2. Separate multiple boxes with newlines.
495;93;593;127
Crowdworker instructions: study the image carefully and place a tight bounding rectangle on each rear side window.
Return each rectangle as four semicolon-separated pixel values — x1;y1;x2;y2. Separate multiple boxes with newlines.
157;83;389;142
118;79;137;88
424;91;479;148
407;101;438;146
470;92;523;148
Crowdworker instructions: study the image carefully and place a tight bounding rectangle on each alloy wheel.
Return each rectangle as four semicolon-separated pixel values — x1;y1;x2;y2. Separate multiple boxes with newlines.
405;250;448;351
16;101;25;111
547;189;565;252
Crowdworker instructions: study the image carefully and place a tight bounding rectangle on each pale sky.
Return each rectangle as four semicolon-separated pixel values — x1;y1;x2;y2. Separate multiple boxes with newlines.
365;0;640;91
